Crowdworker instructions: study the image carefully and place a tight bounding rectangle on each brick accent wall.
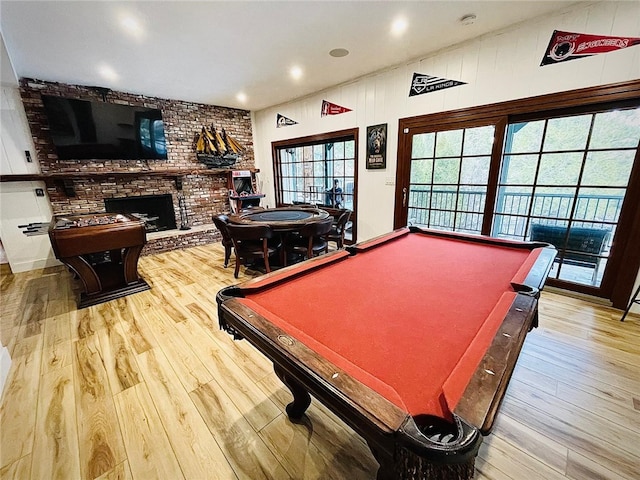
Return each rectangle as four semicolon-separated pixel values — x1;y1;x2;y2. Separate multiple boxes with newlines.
20;78;255;253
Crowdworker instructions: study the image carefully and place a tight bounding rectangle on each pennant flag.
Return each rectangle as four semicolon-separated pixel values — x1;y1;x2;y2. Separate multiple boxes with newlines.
321;100;352;116
541;30;640;65
276;114;298;128
409;73;466;97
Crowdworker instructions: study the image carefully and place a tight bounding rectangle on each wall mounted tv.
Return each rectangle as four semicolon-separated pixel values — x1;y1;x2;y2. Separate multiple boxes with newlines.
41;95;168;160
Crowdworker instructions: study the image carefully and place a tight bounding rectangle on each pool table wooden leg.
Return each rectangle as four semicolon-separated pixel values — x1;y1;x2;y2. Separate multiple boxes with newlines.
366;442;394;480
274;364;311;419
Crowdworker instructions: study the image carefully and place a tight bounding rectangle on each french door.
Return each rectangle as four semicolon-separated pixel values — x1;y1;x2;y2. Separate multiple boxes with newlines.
394;81;640;306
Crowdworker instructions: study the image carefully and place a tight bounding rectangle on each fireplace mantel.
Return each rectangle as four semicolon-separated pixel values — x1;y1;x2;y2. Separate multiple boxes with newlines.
0;168;260;196
0;167;259;182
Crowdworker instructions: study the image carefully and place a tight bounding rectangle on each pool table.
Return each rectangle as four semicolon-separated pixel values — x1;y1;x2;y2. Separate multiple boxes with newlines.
217;227;556;479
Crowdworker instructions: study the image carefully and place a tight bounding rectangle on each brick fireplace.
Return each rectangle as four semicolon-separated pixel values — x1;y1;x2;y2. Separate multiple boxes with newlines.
105;194;177;232
20;78;255;255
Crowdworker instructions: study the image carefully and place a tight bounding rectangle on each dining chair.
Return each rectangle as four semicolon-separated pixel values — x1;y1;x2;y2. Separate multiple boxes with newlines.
212;214;234;268
326;209;352;249
226;223;279;278
285;217;334;264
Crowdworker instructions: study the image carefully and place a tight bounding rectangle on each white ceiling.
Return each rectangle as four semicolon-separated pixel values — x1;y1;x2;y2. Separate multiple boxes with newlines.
1;1;580;111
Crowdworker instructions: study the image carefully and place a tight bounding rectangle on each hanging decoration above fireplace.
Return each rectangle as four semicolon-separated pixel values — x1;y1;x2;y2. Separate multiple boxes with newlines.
195;125;246;168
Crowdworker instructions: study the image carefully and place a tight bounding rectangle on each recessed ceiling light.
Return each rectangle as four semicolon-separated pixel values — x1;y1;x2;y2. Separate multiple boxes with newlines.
121;17;139;31
329;48;349;58
460;14;477;26
236;92;247;103
98;64;119;82
391;17;408;36
120;15;144;38
290;66;303;80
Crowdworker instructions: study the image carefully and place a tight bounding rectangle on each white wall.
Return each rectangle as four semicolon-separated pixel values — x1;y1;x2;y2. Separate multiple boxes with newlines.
0;33;58;273
0;35;38;176
1;32;60;395
252;1;640;310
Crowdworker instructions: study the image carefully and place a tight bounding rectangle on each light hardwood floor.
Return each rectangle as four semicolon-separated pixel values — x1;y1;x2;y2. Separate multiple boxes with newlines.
1;243;639;480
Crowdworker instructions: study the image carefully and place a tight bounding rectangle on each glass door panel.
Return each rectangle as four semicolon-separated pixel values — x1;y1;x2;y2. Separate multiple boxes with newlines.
408;126;494;234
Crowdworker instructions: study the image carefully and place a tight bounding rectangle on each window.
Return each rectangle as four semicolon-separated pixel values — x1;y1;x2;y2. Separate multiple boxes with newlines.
409;125;494;234
494;107;640;287
272;129;358;242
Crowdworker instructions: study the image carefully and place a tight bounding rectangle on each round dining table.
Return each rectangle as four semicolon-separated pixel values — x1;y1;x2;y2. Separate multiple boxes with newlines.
228;206;330;231
227;206;332;267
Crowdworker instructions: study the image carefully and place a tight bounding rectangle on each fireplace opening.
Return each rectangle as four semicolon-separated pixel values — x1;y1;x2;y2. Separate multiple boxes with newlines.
105;194;177;233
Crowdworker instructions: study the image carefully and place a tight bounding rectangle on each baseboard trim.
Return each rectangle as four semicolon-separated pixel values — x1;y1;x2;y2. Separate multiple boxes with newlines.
8;257;61;273
544;286;613;307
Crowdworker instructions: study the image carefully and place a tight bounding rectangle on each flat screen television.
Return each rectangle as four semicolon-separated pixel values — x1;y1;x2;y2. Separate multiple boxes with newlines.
41;95;168;160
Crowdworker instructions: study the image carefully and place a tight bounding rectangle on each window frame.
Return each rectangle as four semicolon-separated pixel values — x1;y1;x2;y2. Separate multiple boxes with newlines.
272;128;359;243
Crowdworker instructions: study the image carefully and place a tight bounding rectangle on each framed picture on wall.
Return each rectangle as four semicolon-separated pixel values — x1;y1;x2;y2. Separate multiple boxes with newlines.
366;124;387;169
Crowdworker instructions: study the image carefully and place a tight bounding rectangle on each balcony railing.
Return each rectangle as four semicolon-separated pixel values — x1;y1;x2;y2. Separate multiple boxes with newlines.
407;188;624;239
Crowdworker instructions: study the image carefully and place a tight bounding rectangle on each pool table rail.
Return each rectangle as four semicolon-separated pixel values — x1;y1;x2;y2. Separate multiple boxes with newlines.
217;288;483;469
513;246;557;295
452;293;538;434
406;226;557;296
227;249;351;294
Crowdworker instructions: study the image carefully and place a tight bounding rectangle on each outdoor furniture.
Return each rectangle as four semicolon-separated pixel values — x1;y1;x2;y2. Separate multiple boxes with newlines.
620;284;640;322
529;224;610;284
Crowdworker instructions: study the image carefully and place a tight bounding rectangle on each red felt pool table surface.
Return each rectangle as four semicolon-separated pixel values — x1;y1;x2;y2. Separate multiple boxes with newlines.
234;228;545;422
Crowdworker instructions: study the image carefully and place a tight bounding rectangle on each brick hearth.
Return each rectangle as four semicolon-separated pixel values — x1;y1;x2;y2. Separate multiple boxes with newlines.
144;224;222;256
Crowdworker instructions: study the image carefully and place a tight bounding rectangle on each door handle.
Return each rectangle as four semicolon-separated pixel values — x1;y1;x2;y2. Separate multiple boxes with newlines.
402;187;407;207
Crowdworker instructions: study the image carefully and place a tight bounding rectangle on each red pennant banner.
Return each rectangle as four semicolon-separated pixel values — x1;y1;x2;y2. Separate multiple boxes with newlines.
541;30;640;65
321;100;352;116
